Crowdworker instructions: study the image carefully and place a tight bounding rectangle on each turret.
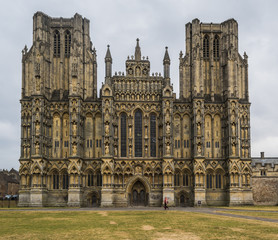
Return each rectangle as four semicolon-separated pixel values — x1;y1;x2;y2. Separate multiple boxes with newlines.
105;45;112;82
163;47;170;79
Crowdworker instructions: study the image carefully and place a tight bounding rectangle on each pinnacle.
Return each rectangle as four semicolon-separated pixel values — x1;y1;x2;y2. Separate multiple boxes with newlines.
105;44;112;61
135;38;141;61
163;46;170;63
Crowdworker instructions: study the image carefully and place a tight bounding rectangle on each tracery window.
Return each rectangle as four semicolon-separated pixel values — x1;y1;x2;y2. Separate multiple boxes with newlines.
121;113;127;157
215;173;221;188
62;172;69;189
96;171;102;186
52;171;59;189
203;35;209;59
184;140;190;148
87;171;94;186
53;30;60;57
206;173;212;189
174;173;180;186
183;173;189;186
213;35;220;59
65;30;71;57
134;109;142;157
150;114;156;157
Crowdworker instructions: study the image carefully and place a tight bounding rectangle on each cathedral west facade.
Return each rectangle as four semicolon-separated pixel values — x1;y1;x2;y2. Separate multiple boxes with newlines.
18;12;252;207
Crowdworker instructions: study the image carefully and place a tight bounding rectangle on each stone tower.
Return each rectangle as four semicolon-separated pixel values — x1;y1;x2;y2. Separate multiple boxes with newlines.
179;19;252;205
19;12;98;206
19;13;252;207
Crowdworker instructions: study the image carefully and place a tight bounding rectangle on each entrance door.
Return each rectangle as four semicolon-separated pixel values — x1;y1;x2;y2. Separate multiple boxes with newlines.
131;181;146;206
180;194;189;207
92;194;98;207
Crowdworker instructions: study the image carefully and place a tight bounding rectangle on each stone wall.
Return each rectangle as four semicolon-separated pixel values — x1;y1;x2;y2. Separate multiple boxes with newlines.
253;177;278;205
0;169;19;197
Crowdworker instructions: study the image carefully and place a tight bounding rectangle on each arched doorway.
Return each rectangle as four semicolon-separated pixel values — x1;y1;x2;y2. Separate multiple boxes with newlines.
179;192;190;207
92;194;98;207
131;181;147;206
87;192;99;207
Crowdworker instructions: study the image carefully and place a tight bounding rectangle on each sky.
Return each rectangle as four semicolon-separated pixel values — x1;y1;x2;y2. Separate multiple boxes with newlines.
0;0;278;170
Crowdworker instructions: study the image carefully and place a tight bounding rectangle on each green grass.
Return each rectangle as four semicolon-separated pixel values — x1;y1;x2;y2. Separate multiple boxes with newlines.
0;209;277;240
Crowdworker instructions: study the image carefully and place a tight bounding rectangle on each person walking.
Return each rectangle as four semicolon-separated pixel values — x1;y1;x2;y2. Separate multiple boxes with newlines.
164;197;169;210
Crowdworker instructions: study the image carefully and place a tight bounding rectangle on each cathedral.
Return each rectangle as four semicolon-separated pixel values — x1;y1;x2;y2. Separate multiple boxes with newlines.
18;12;252;207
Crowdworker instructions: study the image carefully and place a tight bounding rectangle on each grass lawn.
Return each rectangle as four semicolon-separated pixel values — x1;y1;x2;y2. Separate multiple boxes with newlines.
0;209;278;240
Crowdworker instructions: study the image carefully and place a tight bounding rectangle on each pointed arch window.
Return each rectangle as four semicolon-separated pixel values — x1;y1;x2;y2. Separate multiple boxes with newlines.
96;171;102;186
134;109;142;157
215;173;221;188
65;30;71;57
183;172;189;186
53;30;60;57
203;35;209;59
62;172;69;189
120;113;127;157
206;173;212;189
174;172;180;186
150;113;156;157
52;171;59;189
213;35;220;59
87;171;94;187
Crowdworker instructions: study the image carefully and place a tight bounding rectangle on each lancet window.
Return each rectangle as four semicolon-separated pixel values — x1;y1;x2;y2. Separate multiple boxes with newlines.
52;171;59;189
121;113;127;157
203;35;209;59
213;35;220;59
206;173;213;189
134;110;142;157
65;30;71;57
62;172;69;189
54;30;60;57
150;113;156;157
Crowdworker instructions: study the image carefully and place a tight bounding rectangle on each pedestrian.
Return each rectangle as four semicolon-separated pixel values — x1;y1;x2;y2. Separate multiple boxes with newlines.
164;197;169;210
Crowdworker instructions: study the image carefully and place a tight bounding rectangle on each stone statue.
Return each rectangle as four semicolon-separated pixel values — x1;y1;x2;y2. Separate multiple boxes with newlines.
232;144;236;156
72;145;77;155
35;143;39;155
197;123;201;135
35;123;40;135
232;123;236;136
105;124;109;135
166;144;170;155
166;123;170;135
114;147;118;156
72;123;77;136
105;145;109;154
197;144;201;155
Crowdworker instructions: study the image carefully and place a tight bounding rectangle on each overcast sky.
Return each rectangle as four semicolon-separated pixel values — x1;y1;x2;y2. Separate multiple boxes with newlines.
0;0;278;170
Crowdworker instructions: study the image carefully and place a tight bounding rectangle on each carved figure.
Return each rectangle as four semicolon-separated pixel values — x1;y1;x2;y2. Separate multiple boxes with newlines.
166;144;170;155
105;124;109;135
197;123;201;135
166;123;171;135
35;143;39;155
105;144;109;154
72;123;77;136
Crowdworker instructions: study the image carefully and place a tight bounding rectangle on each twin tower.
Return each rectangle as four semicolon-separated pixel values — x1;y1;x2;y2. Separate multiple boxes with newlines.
19;12;252;207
